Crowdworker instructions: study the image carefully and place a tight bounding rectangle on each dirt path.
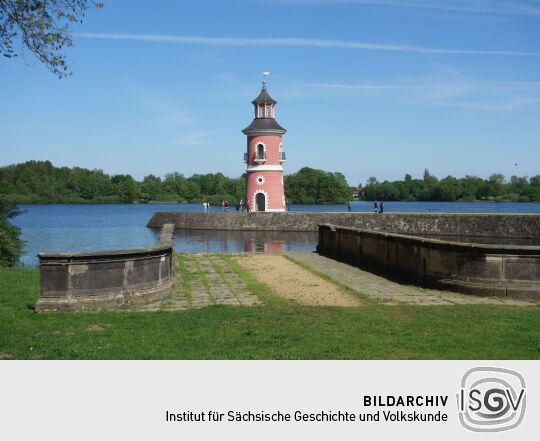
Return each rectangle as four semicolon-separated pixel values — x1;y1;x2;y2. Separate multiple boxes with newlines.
233;254;363;307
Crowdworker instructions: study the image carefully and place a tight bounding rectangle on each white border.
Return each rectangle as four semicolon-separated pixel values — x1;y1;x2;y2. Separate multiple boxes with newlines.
246;165;283;171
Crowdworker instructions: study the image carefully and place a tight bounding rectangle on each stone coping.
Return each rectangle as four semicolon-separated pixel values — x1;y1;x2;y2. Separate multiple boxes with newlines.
318;224;540;254
38;224;175;262
147;212;540;238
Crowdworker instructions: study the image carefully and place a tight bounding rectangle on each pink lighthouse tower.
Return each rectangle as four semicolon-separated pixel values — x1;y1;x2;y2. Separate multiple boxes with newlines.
242;79;287;212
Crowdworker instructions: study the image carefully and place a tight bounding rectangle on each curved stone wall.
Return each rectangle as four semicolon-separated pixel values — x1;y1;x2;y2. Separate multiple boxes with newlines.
317;224;540;299
36;224;175;312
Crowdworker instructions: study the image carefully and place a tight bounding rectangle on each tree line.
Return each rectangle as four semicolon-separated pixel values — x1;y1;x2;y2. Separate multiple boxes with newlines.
2;161;538;206
361;170;540;202
0;161;352;205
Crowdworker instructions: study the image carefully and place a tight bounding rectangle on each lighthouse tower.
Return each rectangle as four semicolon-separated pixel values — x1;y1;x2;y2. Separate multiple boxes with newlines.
242;80;287;212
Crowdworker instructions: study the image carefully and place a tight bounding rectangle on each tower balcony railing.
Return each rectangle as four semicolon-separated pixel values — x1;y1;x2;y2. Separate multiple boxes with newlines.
279;151;286;162
254;151;266;164
245;152;268;164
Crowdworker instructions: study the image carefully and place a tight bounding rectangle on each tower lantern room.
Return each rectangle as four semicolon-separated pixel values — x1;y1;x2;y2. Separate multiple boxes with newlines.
242;80;287;212
253;81;277;118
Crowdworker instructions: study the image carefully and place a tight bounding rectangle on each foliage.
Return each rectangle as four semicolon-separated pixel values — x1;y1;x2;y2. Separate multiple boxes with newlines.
362;170;540;202
0;0;95;78
207;194;237;206
0;160;249;204
284;167;351;204
0;197;24;266
5;161;538;205
0;160;353;205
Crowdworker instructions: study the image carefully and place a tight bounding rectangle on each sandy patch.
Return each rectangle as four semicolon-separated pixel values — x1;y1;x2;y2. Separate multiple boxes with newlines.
84;324;112;332
234;254;363;307
85;325;105;332
0;352;13;359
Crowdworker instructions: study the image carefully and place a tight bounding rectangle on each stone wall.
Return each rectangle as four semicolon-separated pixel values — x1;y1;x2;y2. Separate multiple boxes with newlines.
317;224;540;299
147;211;540;238
36;224;175;312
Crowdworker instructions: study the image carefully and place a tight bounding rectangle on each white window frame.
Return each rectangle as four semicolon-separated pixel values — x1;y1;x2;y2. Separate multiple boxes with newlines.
254;141;266;159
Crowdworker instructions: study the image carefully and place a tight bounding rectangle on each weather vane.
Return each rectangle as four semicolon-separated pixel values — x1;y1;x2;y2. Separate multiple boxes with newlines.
262;71;270;87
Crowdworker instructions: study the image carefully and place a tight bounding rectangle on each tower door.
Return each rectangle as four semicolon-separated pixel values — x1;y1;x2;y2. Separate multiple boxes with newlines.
255;193;266;212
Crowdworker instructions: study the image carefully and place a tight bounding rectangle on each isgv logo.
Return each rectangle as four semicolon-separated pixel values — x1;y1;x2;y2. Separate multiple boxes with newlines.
457;367;526;432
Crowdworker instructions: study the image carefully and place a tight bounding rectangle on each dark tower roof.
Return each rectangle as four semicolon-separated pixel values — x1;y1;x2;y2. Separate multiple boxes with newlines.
243;82;286;135
242;118;286;133
251;85;277;105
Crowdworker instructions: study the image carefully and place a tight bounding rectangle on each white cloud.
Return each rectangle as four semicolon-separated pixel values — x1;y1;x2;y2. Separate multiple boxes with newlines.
306;76;540;110
267;0;540;17
174;132;212;146
76;33;540;56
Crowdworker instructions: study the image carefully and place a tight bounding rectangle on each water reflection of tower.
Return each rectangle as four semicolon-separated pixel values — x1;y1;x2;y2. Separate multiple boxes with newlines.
242;77;287;212
244;238;285;253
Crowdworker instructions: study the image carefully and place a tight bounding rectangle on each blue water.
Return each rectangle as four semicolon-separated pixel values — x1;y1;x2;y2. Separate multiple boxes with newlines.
11;202;540;266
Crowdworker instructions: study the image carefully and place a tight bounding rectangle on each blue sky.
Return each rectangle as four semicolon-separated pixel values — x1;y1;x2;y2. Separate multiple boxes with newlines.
1;0;539;186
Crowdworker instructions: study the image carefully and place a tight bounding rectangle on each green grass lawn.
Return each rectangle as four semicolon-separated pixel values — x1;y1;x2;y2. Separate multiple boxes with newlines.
1;263;540;360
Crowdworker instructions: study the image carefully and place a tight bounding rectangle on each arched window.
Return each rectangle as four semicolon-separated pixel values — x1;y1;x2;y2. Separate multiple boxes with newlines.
256;143;265;159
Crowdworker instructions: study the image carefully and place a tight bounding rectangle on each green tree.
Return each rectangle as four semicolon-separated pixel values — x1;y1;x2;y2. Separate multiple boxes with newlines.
163;172;185;196
0;198;24;266
436;176;459;201
285;167;351;204
423;168;438;187
366;176;378;187
527;175;540;201
112;174;138;203
0;0;101;78
141;174;162;201
483;173;505;199
179;180;201;202
461;175;483;201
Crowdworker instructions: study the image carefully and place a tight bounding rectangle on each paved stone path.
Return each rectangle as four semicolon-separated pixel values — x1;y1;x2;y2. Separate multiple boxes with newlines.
135;252;536;311
137;254;261;311
285;252;537;306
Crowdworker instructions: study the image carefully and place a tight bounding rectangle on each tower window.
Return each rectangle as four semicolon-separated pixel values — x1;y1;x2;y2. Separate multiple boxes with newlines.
265;106;271;117
256;143;265;159
259;106;265;117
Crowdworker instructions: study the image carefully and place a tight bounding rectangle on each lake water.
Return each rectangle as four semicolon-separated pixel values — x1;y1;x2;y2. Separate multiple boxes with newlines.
11;201;540;266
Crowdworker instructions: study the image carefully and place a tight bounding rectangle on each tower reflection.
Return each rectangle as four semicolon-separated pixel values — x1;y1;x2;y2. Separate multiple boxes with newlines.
163;229;317;253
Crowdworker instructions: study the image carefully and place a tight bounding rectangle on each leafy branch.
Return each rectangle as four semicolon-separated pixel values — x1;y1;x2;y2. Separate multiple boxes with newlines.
0;1;103;78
